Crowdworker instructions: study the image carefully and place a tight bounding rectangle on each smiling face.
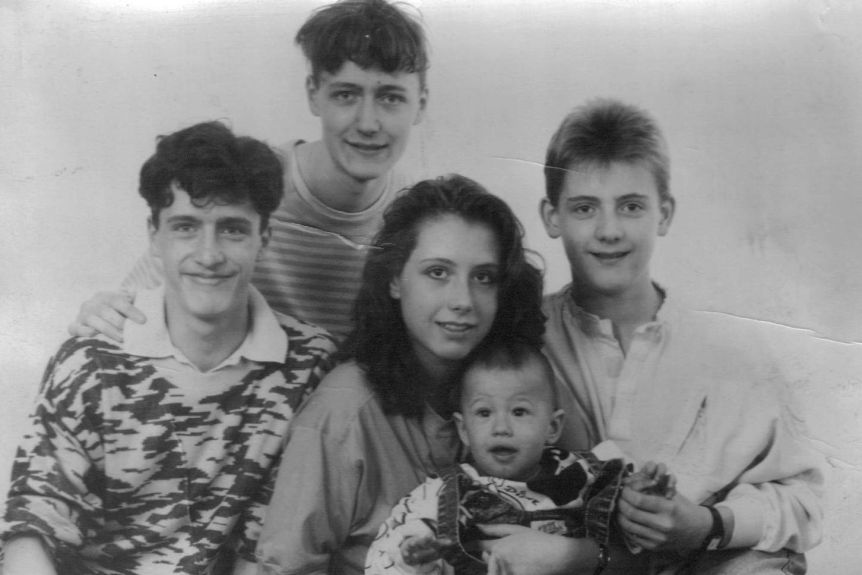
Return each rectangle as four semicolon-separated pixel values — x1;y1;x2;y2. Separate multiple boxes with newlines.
307;61;427;185
541;161;674;300
149;185;269;324
389;215;500;378
455;361;564;481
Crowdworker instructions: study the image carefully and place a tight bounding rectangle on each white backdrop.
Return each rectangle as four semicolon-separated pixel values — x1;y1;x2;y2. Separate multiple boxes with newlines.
2;0;861;571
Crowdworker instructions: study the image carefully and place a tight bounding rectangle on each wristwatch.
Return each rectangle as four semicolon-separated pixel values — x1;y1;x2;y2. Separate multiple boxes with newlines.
699;505;725;552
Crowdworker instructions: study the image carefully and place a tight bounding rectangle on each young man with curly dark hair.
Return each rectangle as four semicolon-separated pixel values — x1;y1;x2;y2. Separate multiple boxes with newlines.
1;122;335;575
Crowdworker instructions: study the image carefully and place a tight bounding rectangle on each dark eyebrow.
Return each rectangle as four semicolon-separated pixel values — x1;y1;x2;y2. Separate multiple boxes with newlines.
564;196;599;204
326;81;361;90
164;215;201;224
418;258;500;270
218;216;254;227
327;81;408;93
418;257;455;265
376;84;408;92
616;193;652;202
564;193;651;204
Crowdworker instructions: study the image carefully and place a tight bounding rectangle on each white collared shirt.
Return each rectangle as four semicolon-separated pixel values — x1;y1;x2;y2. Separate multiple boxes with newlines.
543;285;825;553
124;284;287;372
123;285;289;458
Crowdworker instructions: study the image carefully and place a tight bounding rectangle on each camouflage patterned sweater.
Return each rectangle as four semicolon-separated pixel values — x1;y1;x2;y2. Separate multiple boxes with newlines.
1;303;335;574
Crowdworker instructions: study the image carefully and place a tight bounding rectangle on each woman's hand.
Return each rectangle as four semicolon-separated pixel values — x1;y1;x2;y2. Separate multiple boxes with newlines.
476;524;599;575
67;291;146;342
617;485;712;551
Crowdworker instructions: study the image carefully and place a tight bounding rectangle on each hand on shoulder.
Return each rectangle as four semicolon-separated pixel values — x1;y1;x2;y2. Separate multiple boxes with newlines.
68;290;146;343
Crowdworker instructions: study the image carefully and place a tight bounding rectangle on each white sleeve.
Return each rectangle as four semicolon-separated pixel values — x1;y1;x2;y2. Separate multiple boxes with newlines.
717;397;825;553
365;477;448;575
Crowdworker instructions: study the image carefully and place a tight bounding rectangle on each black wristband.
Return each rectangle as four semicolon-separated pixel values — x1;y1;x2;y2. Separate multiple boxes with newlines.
699;505;725;552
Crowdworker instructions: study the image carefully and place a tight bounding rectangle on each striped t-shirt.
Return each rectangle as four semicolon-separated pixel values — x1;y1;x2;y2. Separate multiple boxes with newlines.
122;140;412;341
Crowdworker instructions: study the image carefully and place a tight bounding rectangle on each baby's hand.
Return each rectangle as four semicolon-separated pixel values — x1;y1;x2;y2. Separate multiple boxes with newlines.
400;535;454;566
619;461;678;553
625;461;676;500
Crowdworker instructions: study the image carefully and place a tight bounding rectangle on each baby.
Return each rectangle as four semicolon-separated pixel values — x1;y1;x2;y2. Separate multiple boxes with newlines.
365;340;674;575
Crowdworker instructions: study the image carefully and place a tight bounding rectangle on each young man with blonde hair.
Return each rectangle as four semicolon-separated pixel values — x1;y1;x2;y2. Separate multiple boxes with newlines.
540;99;824;573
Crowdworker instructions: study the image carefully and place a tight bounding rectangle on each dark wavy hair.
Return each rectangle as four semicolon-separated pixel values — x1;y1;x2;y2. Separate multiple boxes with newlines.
296;0;429;89
344;174;545;417
544;98;670;205
139;121;284;229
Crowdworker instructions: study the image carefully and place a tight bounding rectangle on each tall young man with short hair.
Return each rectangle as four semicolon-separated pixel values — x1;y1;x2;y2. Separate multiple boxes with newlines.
72;0;428;341
1;122;335;575
539;99;824;573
